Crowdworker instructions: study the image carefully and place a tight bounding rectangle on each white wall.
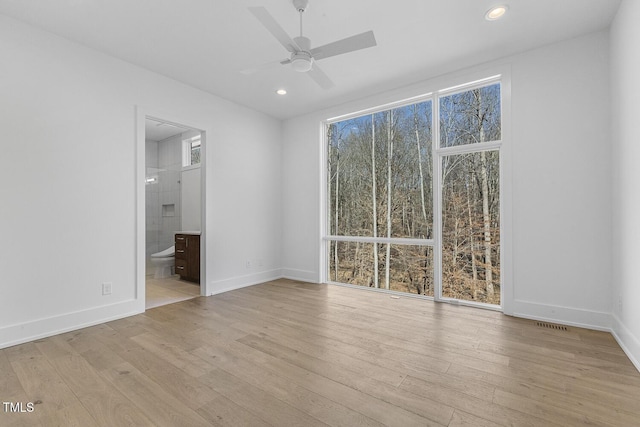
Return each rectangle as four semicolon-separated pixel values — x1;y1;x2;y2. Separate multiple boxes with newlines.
282;31;612;330
181;166;201;232
0;14;282;348
610;0;640;370
508;32;611;328
180;129;203;233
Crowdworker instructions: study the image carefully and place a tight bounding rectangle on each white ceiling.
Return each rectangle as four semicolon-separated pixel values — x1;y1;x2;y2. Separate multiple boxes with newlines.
0;0;620;120
145;119;190;142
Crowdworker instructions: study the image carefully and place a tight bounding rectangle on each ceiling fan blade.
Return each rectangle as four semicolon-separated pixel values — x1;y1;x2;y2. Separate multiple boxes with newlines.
310;31;377;61
240;57;289;75
248;7;300;53
307;64;335;90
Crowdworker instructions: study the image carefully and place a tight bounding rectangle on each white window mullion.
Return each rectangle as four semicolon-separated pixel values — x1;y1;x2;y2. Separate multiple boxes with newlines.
437;75;502;97
324;235;434;246
436;140;502;157
319;121;329;284
433;93;443;302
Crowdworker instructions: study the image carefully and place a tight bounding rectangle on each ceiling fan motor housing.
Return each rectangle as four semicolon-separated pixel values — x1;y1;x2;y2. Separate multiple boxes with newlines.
294;35;311;51
291;35;312;72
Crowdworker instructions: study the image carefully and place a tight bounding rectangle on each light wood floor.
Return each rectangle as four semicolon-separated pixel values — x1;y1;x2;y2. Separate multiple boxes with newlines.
145;275;200;309
2;279;639;426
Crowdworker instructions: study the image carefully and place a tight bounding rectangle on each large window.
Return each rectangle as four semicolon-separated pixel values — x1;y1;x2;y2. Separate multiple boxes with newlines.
439;84;501;305
325;77;503;307
327;101;434;295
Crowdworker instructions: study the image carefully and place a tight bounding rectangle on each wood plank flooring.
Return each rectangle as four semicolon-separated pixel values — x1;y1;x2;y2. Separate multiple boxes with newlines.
2;279;639;426
146;275;200;309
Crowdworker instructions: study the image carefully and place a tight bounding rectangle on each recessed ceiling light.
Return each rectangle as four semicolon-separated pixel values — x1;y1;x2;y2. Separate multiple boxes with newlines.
485;5;508;21
276;89;287;95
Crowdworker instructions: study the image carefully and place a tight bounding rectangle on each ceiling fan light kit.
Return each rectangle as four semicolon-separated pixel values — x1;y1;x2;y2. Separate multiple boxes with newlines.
247;0;377;89
291;51;313;72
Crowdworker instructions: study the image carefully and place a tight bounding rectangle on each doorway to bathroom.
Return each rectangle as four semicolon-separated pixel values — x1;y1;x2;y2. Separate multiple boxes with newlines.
144;117;203;309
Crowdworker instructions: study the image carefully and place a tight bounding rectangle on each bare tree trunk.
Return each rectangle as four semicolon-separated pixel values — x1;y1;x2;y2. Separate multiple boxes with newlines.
453;214;459;269
352;241;359;280
371;115;379;288
476;89;494;300
466;173;478;282
480;150;493;299
327;125;340;282
402;202;411;235
423;246;430;294
413;105;428;227
327;125;335;281
334;155;339;280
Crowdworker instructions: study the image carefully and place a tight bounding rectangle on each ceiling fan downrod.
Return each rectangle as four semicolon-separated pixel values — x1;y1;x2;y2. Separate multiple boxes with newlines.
291;0;312;72
293;0;309;38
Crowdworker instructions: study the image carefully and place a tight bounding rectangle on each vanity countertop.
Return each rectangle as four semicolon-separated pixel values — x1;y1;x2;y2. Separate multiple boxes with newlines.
176;231;201;235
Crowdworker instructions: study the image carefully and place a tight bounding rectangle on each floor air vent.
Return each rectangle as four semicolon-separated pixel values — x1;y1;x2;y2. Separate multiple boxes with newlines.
536;321;568;331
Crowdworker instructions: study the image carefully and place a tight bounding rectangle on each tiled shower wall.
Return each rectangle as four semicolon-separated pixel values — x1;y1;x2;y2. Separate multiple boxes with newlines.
145;140;160;258
145;135;182;258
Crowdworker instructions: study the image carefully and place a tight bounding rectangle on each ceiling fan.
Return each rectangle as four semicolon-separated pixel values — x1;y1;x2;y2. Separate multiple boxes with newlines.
244;0;377;89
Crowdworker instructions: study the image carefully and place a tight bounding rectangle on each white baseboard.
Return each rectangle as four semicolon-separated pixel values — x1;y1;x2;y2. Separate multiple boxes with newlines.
510;299;611;331
611;314;640;373
281;268;318;283
5;281;637;375
207;269;283;296
0;269;283;350
0;299;144;350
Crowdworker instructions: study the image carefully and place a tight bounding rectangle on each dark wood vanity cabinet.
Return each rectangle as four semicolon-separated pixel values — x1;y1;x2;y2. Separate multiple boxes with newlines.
175;233;200;283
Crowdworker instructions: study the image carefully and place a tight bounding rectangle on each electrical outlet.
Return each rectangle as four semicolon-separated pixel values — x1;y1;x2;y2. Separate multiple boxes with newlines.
102;282;112;296
245;260;252;269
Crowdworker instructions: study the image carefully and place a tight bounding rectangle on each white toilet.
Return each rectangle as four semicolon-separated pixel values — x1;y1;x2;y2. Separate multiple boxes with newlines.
150;246;175;279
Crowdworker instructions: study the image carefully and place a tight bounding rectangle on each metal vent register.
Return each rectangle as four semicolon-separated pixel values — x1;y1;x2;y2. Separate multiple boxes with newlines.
536;321;568;331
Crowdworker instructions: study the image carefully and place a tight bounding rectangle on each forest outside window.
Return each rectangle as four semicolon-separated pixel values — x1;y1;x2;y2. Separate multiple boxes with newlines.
326;100;434;294
439;83;501;305
325;77;503;307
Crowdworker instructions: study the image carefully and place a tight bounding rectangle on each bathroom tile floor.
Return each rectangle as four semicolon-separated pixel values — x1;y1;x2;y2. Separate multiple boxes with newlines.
146;274;200;309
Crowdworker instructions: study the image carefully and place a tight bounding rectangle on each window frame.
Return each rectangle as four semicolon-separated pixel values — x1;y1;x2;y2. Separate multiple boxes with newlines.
434;77;503;308
182;134;202;168
320;71;512;312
